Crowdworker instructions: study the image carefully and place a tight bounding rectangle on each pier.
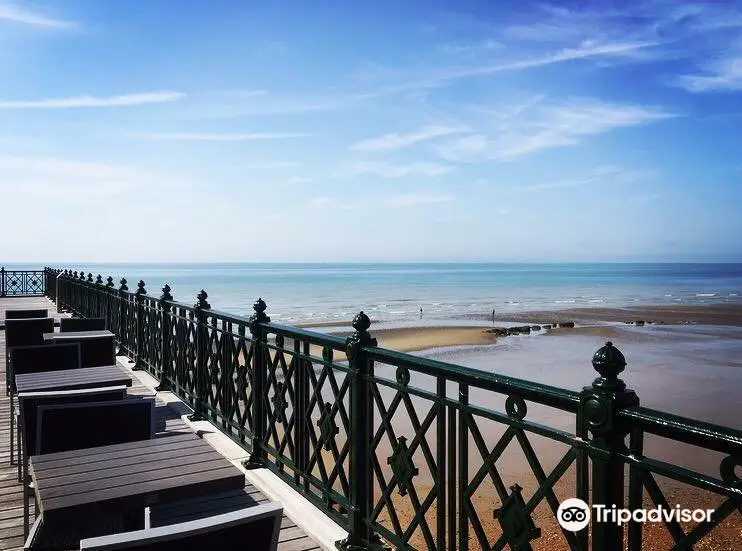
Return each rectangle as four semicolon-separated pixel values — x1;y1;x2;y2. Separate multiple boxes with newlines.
1;267;741;550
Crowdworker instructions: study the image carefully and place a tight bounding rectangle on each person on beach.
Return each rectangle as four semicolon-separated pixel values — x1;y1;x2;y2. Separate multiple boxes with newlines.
492;308;495;324
420;307;423;319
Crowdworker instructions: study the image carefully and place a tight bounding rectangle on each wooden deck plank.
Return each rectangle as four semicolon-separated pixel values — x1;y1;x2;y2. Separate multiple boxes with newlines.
0;296;322;551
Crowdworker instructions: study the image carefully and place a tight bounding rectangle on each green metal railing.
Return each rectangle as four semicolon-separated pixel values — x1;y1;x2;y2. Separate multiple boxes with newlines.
0;267;46;296
47;267;742;551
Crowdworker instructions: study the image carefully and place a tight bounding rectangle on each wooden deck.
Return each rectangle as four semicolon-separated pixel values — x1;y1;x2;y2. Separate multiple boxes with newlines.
0;297;321;551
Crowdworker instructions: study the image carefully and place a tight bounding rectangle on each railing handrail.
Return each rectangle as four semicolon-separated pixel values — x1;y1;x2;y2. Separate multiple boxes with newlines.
620;406;742;456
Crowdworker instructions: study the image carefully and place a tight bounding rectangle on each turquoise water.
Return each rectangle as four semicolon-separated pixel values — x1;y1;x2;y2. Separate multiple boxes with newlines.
5;263;742;323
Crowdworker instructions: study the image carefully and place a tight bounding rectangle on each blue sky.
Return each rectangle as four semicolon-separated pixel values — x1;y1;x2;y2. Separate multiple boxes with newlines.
1;0;741;262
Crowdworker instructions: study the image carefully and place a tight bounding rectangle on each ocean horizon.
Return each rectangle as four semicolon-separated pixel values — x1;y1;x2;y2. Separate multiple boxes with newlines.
7;262;742;324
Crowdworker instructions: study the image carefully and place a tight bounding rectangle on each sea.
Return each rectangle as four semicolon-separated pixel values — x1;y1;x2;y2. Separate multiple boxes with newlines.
7;262;742;324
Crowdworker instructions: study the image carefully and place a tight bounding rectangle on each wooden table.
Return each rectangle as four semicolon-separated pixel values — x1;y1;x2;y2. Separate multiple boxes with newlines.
29;433;245;547
15;364;132;394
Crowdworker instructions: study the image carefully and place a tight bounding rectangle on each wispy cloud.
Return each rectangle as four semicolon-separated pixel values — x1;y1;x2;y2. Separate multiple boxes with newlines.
674;51;742;92
626;193;663;203
0;91;185;109
0;155;185;197
0;4;76;29
388;193;455;207
309;197;352;209
518;165;656;192
350;40;662;98
241;161;299;169
436;99;675;161
135;131;311;141
350;125;467;152
438;40;503;56
350;161;454;178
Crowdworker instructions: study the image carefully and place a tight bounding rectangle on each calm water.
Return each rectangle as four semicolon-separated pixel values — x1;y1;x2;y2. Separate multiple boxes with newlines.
5;263;742;323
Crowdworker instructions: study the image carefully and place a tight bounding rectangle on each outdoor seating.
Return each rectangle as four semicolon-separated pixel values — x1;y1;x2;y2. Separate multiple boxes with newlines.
18;386;129;534
8;342;81;474
5;317;54;395
34;397;156;455
42;331;116;368
5;309;49;319
60;317;106;332
23;397;155;542
77;503;283;550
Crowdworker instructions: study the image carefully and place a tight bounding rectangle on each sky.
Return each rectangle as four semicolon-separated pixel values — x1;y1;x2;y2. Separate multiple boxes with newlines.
1;0;741;263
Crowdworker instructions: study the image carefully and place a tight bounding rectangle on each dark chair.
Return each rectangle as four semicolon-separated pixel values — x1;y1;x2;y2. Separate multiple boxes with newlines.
18;386;128;536
35;397;156;455
77;503;283;550
60;317;106;332
5;309;49;319
9;343;81;477
24;397;155;541
5;318;54;396
52;335;116;368
10;343;81;393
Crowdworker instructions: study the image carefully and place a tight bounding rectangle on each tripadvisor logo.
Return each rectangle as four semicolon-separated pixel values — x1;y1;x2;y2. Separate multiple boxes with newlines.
557;498;591;532
557;498;714;532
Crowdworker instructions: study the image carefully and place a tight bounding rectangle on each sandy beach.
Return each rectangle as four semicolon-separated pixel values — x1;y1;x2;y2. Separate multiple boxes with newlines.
295;302;742;550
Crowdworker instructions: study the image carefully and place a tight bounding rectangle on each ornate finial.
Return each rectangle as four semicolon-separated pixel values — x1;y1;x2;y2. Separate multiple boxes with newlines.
87;272;93;282
73;271;78;278
591;341;627;391
346;311;377;361
160;283;173;302
79;270;85;280
95;274;103;285
254;297;267;315
195;289;211;309
119;277;129;292
248;297;270;334
135;280;147;297
106;276;114;288
352;311;371;333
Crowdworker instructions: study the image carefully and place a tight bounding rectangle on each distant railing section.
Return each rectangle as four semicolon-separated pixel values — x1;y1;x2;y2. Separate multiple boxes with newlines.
0;267;46;296
47;267;742;551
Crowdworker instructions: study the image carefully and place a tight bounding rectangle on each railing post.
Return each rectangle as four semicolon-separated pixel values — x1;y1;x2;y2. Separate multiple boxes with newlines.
85;273;93;316
55;271;64;313
95;275;103;317
579;342;639;551
1;267;5;297
188;290;211;421
105;277;115;331
78;271;86;315
79;272;85;314
244;298;270;469
338;311;379;551
155;284;173;392
133;281;147;370
117;278;129;355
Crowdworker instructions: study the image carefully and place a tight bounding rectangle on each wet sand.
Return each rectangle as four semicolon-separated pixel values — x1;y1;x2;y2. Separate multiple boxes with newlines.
299;303;742;331
289;303;742;549
485;303;742;327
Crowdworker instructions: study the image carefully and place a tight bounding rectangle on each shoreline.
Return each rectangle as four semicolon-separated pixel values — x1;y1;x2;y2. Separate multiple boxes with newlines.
295;302;742;354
